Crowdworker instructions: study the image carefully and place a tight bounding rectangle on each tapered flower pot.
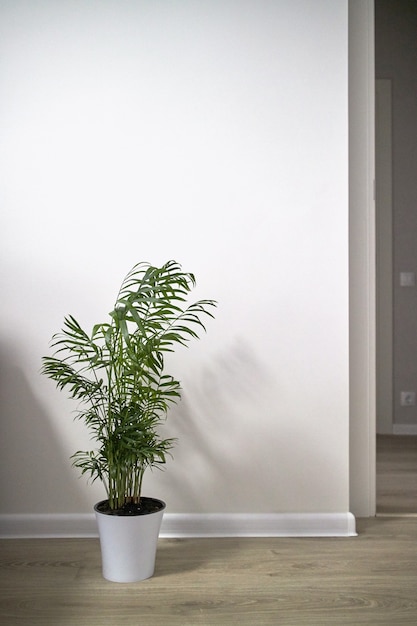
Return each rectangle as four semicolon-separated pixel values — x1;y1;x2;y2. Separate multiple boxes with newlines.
94;497;166;583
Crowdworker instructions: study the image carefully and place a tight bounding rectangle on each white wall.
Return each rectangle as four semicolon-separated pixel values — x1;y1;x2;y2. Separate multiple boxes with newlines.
0;0;349;517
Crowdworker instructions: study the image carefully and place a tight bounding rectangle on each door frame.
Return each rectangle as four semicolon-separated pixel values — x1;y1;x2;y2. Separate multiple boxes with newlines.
375;78;393;435
348;0;376;517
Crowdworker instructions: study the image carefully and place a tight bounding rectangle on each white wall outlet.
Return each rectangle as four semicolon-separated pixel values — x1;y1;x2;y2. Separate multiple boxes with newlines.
400;391;416;406
400;272;415;287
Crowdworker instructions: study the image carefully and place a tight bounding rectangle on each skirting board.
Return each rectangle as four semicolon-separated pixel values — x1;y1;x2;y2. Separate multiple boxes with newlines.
0;512;357;539
393;424;417;435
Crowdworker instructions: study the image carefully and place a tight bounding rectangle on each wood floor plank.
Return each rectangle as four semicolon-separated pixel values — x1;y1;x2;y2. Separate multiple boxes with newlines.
376;435;417;514
1;518;417;625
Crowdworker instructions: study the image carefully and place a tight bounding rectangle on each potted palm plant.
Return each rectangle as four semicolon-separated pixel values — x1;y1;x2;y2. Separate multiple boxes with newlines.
41;260;216;582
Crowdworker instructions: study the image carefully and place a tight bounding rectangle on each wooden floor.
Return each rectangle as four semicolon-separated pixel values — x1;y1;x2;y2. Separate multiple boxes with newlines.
376;435;417;514
1;438;416;626
0;517;417;625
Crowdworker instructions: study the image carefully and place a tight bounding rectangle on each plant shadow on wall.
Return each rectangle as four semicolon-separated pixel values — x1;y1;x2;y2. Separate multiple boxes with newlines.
155;339;284;515
0;339;91;518
155;339;343;522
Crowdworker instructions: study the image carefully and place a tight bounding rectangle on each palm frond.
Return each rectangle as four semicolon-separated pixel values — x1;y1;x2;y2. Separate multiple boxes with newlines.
42;260;216;510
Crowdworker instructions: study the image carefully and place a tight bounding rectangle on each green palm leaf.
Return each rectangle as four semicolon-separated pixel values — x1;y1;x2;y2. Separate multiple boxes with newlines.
42;260;216;511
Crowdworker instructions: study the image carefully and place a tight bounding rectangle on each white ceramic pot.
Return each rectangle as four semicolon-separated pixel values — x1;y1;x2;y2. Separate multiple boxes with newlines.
94;497;166;583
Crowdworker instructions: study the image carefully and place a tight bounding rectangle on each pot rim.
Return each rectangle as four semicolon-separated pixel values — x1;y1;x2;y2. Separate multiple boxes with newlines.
94;497;166;516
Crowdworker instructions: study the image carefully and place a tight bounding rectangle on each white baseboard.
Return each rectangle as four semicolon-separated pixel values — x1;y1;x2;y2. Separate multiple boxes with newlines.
0;514;97;539
161;512;357;537
393;424;417;435
0;512;357;539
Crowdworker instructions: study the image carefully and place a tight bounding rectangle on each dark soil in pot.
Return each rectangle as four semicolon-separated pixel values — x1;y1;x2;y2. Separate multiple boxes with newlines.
94;497;166;516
